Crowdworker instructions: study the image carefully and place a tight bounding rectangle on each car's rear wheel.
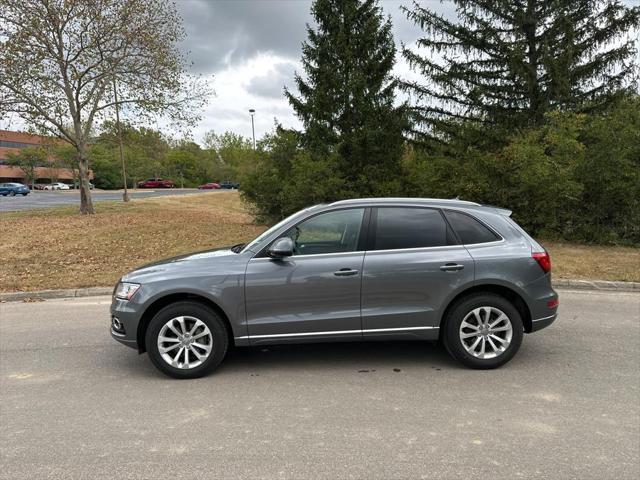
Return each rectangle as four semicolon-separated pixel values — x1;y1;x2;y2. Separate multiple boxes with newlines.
443;293;523;369
145;301;229;379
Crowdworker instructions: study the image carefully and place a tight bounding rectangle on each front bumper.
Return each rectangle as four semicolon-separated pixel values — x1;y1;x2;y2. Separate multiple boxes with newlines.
110;297;143;350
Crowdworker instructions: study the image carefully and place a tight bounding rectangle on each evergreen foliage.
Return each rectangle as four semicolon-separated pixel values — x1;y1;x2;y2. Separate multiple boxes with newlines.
401;0;640;142
285;0;407;195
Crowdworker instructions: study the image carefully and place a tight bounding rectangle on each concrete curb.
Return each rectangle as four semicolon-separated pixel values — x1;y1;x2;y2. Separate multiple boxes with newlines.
1;279;638;303
552;279;640;292
0;287;112;302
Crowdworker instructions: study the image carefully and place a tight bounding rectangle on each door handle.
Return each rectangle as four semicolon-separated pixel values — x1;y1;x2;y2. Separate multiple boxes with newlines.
334;268;359;277
440;263;464;272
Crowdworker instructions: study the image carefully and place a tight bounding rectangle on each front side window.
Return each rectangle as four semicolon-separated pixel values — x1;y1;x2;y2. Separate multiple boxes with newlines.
444;210;501;244
283;208;365;256
373;207;451;250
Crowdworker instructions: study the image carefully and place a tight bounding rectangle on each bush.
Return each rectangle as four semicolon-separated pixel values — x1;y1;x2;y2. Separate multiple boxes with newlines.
404;100;640;245
241;129;348;223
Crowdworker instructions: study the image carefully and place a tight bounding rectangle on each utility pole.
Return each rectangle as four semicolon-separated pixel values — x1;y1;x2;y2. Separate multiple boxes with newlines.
113;77;129;202
249;108;256;149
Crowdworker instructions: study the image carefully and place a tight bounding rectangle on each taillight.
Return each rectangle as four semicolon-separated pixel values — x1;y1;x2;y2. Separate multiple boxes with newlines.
532;251;551;273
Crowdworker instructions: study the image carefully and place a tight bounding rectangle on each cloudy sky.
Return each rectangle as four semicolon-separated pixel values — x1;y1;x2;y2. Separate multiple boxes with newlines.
173;0;455;142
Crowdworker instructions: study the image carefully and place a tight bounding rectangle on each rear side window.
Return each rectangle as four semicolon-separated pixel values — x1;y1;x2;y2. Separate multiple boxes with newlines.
444;210;500;244
373;207;451;250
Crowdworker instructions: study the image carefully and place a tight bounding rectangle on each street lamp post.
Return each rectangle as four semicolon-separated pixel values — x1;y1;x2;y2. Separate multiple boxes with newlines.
249;108;256;149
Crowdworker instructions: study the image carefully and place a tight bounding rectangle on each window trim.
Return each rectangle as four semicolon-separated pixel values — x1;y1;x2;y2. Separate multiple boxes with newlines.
368;206;457;252
254;206;371;259
441;208;504;246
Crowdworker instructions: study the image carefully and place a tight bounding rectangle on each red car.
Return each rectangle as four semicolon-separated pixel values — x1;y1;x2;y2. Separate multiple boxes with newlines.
198;182;221;190
137;178;175;189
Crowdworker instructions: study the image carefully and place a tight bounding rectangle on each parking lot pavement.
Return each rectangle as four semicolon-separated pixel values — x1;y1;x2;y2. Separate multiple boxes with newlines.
0;189;218;212
0;289;638;479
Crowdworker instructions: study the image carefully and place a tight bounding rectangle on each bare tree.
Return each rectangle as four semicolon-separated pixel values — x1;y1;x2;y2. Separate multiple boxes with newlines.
0;0;211;213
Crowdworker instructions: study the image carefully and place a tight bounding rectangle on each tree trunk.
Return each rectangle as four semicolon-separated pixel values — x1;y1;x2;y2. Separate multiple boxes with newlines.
524;0;541;125
77;143;95;214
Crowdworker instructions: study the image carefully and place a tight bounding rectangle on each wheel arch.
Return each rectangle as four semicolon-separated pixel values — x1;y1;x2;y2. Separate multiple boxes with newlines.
136;292;234;353
439;283;533;333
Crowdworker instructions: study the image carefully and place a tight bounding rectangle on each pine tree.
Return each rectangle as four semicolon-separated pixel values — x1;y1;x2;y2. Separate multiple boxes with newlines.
401;0;640;142
286;0;407;194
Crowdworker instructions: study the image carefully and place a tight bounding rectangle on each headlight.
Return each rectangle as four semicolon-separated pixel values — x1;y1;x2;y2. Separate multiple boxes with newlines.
114;282;141;301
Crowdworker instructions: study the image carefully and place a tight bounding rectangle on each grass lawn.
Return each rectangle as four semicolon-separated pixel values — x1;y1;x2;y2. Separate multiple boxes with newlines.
1;191;638;292
0;192;265;292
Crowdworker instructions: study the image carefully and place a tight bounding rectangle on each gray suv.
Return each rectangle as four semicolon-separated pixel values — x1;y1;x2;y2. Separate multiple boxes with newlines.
111;198;558;378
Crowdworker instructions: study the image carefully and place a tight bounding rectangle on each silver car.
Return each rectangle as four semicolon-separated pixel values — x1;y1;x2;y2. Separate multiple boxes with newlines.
111;198;558;378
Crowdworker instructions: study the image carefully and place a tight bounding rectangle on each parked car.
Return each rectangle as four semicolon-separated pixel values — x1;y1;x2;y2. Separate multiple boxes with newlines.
198;182;221;190
137;178;175;189
67;182;94;190
32;184;47;190
220;180;240;189
111;198;558;379
0;182;30;196
43;182;70;190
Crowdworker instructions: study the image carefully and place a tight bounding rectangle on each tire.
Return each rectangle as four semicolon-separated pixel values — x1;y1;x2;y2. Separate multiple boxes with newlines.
145;301;229;379
442;293;523;369
22;193;28;196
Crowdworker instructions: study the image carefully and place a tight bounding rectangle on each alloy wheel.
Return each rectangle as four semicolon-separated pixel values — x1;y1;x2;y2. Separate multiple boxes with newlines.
157;316;213;369
459;306;513;359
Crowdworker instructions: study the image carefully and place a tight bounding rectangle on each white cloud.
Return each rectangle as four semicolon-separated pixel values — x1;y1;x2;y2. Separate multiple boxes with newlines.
192;52;302;142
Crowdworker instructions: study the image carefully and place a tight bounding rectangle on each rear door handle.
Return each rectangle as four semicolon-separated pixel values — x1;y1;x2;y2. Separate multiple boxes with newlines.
440;263;464;272
334;268;359;277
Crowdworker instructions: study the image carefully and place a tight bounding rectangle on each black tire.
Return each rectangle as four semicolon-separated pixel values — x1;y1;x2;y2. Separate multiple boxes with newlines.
145;301;229;379
443;293;523;369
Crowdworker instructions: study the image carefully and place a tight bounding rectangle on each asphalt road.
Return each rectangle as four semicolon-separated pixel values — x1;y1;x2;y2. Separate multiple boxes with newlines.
0;290;638;479
0;189;217;212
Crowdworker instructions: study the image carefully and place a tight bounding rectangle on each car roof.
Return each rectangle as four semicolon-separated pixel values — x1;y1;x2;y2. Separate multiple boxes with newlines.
326;198;511;216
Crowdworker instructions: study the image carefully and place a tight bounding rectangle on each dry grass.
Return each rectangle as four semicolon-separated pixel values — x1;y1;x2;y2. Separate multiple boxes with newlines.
543;241;640;283
1;193;638;292
0;191;266;292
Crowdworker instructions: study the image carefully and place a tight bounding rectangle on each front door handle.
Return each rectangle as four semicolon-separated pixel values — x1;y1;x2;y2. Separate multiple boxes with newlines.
334;268;359;277
440;263;464;272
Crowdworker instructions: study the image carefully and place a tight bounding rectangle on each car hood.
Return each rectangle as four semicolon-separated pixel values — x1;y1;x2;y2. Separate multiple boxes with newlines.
121;247;247;283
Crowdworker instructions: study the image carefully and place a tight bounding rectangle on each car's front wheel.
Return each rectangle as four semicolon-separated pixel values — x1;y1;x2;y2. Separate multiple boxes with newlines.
443;293;523;369
145;301;229;379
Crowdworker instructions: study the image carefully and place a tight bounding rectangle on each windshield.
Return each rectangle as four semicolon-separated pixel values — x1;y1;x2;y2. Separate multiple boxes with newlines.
242;208;316;253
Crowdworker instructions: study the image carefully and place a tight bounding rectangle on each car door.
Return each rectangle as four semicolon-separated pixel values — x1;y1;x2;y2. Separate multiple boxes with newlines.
244;207;368;344
361;206;474;340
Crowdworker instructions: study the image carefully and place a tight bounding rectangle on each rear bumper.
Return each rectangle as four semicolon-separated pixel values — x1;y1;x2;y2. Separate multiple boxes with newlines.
530;313;557;332
522;273;559;333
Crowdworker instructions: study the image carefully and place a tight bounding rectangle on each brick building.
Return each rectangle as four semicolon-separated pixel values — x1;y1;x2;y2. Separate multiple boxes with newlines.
0;129;93;184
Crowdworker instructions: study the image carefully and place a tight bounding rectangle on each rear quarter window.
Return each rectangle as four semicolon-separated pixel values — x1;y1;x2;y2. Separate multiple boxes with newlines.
444;210;501;244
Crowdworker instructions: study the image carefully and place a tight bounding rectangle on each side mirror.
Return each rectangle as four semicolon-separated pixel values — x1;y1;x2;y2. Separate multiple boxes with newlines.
267;237;294;258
